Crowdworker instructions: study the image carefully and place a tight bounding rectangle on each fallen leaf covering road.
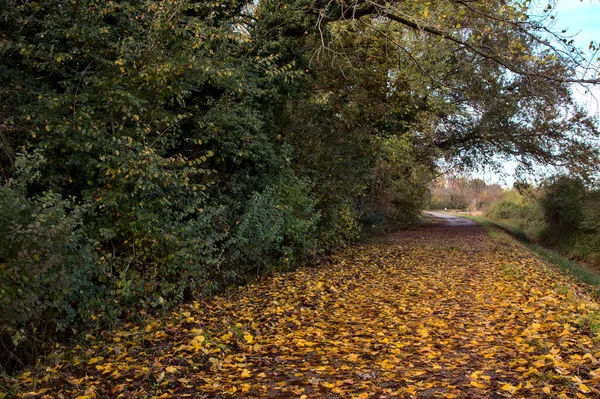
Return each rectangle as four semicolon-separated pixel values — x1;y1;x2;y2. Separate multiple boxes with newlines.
6;224;600;398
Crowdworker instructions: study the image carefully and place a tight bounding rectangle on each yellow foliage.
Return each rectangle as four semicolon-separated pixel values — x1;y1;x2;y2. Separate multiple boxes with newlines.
8;224;600;398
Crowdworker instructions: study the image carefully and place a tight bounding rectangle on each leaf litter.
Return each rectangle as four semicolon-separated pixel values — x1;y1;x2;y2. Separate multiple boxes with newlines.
5;224;600;398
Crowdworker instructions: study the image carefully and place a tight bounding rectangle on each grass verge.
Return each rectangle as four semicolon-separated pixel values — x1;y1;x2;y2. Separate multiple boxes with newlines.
465;215;600;298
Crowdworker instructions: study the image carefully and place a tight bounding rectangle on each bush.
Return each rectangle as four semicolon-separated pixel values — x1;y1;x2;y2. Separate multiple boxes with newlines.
232;174;320;274
0;0;440;371
0;0;310;370
570;191;600;262
486;197;545;241
319;200;361;249
485;177;600;266
487;200;521;220
0;179;97;370
540;175;586;239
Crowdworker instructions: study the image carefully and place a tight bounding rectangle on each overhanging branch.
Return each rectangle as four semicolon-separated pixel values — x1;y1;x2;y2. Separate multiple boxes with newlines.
316;1;600;85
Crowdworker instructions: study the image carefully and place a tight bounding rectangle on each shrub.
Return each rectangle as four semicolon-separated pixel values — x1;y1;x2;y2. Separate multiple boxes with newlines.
232;174;320;274
486;197;545;241
539;175;586;239
487;200;522;220
0;177;97;370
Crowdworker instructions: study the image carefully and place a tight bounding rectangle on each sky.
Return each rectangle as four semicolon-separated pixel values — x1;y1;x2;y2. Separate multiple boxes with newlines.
551;0;600;116
551;0;600;52
491;0;600;187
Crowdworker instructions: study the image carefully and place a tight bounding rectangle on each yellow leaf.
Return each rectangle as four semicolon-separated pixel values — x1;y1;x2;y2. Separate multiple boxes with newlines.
166;366;178;373
321;382;335;389
542;386;552;394
220;332;232;343
470;381;486;389
243;333;253;344
191;335;205;349
579;384;591;393
380;360;395;370
500;383;521;394
240;369;251;378
155;331;168;339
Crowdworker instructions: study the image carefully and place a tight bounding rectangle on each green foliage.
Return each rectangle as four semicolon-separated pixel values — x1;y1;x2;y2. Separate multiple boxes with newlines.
487;201;521;220
0;156;97;369
0;0;315;366
540;175;586;238
485;177;600;268
487;197;544;235
232;174;320;274
569;190;600;263
486;193;545;241
318;200;361;249
0;183;95;326
370;136;433;224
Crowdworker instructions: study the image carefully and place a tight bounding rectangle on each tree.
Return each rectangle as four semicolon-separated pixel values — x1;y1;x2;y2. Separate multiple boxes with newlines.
306;0;600;176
